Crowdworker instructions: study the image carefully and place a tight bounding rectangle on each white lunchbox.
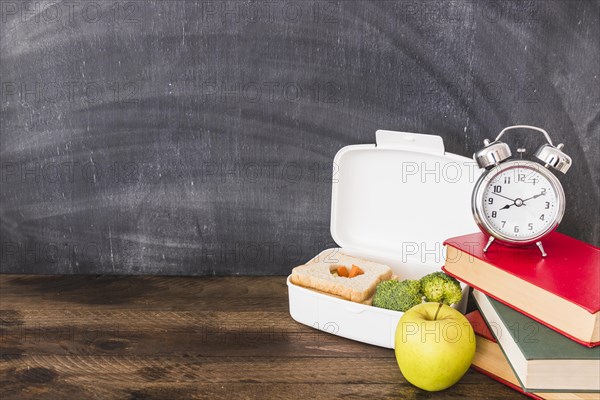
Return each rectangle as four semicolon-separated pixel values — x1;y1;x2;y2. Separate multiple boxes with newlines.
287;130;482;348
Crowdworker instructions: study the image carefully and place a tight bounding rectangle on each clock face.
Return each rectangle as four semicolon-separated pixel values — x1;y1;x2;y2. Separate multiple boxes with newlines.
476;162;564;242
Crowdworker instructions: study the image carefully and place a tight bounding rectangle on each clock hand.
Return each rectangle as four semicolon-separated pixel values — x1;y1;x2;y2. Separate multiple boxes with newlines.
500;204;512;210
522;192;545;203
491;192;517;202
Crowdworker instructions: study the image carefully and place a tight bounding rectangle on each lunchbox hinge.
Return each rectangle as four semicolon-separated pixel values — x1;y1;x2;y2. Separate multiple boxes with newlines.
375;130;445;155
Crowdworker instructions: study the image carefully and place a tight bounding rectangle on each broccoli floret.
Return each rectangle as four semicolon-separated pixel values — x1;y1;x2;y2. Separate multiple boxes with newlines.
372;279;423;312
420;272;463;305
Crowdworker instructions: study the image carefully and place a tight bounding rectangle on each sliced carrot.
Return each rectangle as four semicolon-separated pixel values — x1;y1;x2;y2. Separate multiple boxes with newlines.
337;266;349;277
349;265;364;278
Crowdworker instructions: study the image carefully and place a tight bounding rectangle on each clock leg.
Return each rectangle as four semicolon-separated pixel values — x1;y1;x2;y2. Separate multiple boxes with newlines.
536;241;547;257
483;236;495;253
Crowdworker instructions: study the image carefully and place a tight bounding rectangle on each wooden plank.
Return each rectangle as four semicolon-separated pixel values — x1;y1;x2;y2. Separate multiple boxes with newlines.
0;275;528;399
0;275;287;310
0;310;394;358
0;275;290;298
0;355;521;400
0;381;519;400
0;276;290;311
1;355;405;383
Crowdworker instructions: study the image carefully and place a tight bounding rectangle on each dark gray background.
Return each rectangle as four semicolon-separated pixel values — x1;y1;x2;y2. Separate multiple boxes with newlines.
1;0;598;275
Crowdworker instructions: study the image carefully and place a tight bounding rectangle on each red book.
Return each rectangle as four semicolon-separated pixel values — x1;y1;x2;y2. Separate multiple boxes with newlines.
465;309;495;341
466;311;599;400
443;231;600;347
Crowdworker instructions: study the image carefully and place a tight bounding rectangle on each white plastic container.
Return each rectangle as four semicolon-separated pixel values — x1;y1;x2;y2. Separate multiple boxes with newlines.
287;130;482;348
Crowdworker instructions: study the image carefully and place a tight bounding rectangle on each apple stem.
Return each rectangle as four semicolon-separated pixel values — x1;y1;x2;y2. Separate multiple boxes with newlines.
434;303;443;321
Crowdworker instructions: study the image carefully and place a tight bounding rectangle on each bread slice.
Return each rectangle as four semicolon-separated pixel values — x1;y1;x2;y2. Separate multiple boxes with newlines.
290;250;392;302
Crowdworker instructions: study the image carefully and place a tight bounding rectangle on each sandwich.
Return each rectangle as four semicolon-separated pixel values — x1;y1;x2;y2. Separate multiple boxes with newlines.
290;250;393;303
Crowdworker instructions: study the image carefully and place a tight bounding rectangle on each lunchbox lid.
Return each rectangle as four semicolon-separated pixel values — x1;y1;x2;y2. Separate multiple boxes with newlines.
330;130;482;267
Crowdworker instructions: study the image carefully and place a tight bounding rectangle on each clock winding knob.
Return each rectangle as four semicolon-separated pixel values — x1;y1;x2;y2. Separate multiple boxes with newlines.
534;143;572;174
473;140;512;169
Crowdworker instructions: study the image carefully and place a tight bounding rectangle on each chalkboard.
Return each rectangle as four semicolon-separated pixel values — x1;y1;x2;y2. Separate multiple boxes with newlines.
1;0;598;275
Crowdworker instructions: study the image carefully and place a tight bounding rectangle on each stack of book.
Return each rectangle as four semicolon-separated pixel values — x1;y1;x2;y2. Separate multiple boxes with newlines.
442;231;599;398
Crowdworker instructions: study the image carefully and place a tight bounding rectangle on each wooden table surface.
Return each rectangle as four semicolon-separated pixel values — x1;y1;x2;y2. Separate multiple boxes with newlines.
0;275;525;399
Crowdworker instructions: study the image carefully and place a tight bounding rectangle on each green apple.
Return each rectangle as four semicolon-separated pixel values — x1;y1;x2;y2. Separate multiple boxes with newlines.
394;302;476;392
